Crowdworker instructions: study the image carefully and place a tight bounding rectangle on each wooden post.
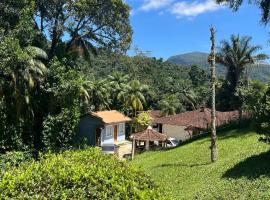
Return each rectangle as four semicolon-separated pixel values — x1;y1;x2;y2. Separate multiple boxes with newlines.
210;26;218;162
131;138;135;160
145;140;149;150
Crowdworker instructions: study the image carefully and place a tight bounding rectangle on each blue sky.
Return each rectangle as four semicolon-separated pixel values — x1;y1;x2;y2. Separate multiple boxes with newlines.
126;0;270;60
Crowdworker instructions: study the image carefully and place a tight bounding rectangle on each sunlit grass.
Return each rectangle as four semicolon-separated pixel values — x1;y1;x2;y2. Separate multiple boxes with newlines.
131;128;270;199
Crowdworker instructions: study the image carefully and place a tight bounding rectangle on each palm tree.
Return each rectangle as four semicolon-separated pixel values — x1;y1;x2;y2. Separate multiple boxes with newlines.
67;36;97;60
158;94;183;116
216;35;268;110
11;46;48;116
210;27;217;162
108;71;129;110
89;79;111;111
25;46;48;88
118;80;148;116
108;71;129;90
217;35;267;89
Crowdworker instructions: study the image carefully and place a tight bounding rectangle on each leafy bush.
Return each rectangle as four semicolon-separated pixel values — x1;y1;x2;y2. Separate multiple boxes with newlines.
0;148;164;199
253;87;270;141
134;111;152;132
42;106;81;151
0;151;32;172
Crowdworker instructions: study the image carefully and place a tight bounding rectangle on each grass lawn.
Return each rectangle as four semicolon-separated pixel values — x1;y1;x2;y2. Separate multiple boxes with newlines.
131;128;270;200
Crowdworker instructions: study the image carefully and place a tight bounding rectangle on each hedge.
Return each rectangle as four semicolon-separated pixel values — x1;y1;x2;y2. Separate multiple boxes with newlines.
0;151;32;172
0;148;165;199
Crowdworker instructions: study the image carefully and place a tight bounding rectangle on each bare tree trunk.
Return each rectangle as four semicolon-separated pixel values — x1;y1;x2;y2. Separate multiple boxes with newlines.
245;67;249;88
210;27;217;162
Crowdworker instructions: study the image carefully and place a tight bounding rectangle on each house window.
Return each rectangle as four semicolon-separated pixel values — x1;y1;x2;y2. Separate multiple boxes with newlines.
118;123;125;136
152;124;158;128
106;126;113;137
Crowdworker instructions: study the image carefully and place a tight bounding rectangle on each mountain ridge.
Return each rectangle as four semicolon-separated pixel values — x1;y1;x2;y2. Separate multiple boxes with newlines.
167;52;270;82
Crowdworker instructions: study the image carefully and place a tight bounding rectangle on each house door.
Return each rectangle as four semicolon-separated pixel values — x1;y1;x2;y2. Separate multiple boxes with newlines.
95;128;101;147
114;125;118;143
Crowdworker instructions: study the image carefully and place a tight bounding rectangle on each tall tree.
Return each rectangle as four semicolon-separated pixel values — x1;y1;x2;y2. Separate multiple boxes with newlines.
118;80;148;116
158;94;183;116
89;79;111;111
216;35;267;110
210;27;217;163
108;71;129;110
35;0;132;58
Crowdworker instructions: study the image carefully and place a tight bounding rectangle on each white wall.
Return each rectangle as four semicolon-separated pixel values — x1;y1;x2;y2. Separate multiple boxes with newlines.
162;124;192;141
117;123;126;143
101;125;114;145
101;123;126;146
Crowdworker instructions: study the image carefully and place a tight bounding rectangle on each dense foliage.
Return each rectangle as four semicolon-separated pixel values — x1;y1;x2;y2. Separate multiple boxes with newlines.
0;151;32;172
0;0;133;153
216;35;267;111
134;111;152;132
0;0;269;154
0;148;165;199
252;87;270;141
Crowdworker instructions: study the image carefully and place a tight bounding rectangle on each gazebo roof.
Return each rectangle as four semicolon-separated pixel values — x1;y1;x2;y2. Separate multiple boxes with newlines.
130;126;167;142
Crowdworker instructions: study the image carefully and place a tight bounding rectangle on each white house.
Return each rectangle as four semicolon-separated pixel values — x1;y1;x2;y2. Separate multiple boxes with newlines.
77;110;132;147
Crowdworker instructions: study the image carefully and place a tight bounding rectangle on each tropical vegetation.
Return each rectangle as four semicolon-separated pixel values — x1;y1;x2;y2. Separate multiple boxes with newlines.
0;148;164;199
1;0;270;199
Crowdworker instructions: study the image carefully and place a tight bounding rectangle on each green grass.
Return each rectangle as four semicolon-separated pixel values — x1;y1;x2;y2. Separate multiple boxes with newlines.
131;128;270;200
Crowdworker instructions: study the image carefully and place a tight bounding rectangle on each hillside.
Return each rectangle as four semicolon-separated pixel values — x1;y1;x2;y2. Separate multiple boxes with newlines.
131;128;270;199
168;52;270;82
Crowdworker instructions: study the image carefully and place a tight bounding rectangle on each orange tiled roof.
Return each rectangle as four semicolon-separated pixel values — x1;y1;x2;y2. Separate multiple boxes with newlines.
149;110;163;119
90;110;131;124
154;108;246;130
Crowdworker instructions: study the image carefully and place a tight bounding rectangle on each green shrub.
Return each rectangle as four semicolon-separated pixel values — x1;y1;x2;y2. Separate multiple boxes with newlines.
42;106;80;151
0;151;32;172
0;148;164;199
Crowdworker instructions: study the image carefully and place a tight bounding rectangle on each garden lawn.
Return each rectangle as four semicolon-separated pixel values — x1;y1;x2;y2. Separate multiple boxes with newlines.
131;128;270;200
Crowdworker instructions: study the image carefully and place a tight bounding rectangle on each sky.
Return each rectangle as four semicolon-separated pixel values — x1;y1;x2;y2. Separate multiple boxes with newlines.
125;0;270;60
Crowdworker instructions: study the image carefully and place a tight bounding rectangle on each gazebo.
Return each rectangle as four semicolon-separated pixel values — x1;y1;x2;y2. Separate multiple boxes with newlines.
130;126;167;160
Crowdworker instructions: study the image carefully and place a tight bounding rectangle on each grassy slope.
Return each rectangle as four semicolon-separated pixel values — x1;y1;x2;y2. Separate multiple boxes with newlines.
131;128;270;200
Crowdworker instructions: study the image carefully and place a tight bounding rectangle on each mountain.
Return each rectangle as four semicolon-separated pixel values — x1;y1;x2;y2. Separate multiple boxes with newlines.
167;52;270;82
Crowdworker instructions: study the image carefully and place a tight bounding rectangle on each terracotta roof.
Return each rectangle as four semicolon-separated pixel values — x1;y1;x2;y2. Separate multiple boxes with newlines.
154;108;245;130
149;110;163;119
131;126;167;141
90;110;131;124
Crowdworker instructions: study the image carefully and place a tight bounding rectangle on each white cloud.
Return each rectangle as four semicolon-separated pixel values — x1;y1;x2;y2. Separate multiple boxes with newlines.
140;0;172;11
170;0;223;18
136;0;224;18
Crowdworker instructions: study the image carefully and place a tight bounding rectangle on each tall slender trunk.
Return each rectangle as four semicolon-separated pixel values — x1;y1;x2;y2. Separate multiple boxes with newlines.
210;27;217;162
49;19;59;58
245;67;249;88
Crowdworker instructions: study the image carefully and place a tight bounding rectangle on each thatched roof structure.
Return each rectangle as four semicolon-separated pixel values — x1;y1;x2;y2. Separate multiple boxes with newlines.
131;126;167;142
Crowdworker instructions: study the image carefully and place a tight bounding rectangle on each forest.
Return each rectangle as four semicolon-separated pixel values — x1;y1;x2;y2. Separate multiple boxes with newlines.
0;0;270;157
2;0;270;199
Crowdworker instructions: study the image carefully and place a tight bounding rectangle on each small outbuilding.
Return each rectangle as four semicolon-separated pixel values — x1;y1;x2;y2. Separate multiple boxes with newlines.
77;110;131;148
130;126;167;160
